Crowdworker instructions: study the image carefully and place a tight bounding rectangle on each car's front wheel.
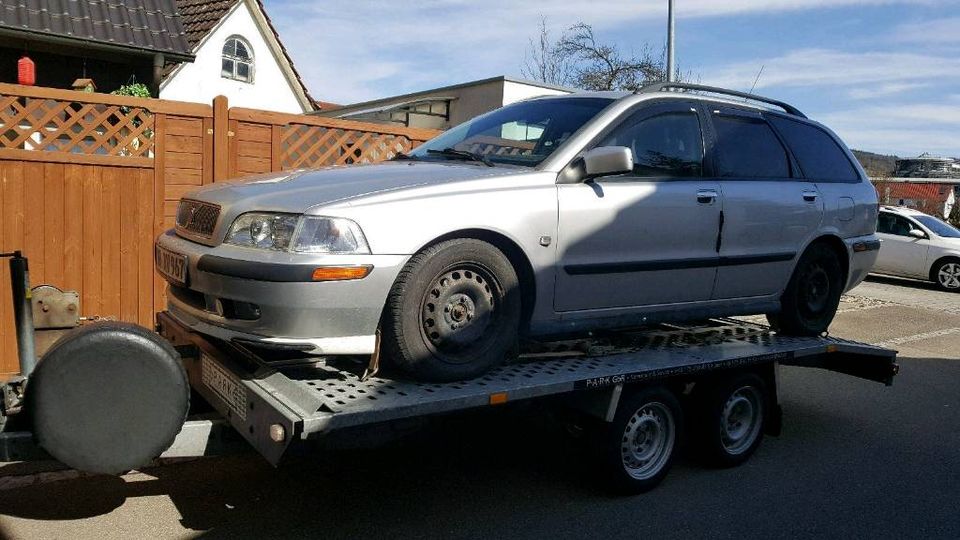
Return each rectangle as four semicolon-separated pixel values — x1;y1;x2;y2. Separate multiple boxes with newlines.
768;242;844;336
382;238;521;382
931;258;960;292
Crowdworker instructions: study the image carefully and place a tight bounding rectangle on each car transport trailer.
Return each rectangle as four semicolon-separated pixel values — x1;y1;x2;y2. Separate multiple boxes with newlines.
0;254;898;493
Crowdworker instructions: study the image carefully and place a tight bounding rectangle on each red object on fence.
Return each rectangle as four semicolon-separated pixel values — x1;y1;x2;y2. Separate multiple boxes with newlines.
17;55;35;86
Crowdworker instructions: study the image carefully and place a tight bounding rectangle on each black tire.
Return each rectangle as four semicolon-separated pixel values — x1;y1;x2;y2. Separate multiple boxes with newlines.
930;258;960;292
770;242;844;336
598;387;682;495
689;373;767;468
382;238;521;382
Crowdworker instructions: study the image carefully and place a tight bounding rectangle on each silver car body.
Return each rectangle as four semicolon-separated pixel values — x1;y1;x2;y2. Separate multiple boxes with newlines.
157;91;880;355
873;206;960;283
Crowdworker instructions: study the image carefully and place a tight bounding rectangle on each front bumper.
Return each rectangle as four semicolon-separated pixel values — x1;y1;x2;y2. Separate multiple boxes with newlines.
156;230;409;354
843;233;881;292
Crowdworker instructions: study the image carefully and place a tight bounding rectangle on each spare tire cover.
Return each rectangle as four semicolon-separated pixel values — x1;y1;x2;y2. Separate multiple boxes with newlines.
28;322;189;474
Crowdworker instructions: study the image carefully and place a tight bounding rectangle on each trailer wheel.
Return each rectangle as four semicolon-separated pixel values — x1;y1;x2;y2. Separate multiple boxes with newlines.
690;373;767;467
598;386;682;494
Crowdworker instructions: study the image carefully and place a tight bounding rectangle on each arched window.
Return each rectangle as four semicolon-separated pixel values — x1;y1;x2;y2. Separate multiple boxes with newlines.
222;36;254;82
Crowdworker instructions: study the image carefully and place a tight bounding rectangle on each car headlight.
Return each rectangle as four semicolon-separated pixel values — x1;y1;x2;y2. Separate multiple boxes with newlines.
225;213;370;254
225;212;300;251
293;216;370;254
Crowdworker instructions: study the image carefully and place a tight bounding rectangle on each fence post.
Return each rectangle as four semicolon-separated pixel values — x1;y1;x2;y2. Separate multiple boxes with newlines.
212;95;229;182
271;125;282;172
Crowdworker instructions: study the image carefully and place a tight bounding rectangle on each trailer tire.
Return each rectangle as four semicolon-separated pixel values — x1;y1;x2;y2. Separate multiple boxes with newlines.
598;386;682;495
27;322;189;475
689;373;766;468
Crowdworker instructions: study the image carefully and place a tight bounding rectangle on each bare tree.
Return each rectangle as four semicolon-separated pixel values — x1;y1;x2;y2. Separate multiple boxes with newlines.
522;20;692;91
521;16;573;86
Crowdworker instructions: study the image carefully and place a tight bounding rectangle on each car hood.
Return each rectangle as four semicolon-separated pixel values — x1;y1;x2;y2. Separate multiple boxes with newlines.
184;160;528;214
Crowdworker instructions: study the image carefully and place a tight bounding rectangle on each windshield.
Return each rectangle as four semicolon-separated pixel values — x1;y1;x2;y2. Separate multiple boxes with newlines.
915;215;960;238
408;97;614;168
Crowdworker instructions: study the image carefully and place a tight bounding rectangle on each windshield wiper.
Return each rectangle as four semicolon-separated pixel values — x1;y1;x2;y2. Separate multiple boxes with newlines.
426;148;495;167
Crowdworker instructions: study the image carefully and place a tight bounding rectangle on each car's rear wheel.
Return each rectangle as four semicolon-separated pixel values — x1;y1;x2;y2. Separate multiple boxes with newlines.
768;242;843;336
382;238;521;382
931;258;960;292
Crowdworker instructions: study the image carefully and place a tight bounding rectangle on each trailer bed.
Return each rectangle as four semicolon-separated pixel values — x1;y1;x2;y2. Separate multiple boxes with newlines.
157;312;897;465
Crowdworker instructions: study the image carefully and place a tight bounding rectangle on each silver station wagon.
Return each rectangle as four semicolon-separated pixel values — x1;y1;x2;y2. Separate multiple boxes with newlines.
156;83;880;381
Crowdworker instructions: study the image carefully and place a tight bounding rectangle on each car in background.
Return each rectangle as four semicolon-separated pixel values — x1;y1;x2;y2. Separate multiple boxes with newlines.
873;206;960;291
156;83;880;382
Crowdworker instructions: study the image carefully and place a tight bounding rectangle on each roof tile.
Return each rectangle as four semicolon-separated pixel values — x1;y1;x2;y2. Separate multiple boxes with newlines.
0;0;193;58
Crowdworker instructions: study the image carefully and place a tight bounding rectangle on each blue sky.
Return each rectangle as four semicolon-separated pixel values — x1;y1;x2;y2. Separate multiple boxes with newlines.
266;0;960;157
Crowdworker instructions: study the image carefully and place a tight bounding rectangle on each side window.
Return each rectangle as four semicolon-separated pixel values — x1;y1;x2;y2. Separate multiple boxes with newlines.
597;111;703;178
768;116;859;182
712;114;790;178
878;213;914;236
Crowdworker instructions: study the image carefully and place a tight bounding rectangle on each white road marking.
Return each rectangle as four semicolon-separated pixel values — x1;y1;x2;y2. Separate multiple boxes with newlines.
873;327;960;348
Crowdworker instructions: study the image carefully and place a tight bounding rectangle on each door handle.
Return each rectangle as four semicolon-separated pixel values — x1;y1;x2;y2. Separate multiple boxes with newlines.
802;191;818;202
697;190;718;205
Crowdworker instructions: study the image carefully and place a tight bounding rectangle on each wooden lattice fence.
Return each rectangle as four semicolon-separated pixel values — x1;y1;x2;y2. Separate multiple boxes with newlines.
0;85;439;379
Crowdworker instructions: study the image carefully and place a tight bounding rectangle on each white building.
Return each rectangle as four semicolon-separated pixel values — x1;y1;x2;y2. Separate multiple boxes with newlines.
160;0;314;113
315;76;574;130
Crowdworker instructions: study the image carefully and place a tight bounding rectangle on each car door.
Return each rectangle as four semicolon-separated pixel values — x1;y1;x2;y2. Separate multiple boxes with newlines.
555;101;721;312
875;212;930;277
706;107;824;300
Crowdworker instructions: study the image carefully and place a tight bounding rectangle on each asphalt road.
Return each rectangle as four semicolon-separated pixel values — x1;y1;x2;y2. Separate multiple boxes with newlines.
1;275;959;539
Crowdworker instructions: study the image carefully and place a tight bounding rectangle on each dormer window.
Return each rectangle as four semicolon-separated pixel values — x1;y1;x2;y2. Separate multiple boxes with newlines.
222;36;254;83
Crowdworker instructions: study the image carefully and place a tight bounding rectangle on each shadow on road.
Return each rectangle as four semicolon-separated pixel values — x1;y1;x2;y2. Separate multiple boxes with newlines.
1;359;959;539
864;274;940;292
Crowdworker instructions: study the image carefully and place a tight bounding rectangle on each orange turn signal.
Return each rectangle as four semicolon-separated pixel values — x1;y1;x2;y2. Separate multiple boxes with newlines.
311;265;372;282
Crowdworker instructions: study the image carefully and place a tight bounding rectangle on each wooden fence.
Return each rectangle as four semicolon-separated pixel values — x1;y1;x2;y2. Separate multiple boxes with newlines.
0;83;439;379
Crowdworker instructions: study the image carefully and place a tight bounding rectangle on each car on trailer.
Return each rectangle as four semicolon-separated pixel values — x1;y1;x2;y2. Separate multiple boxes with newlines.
155;83;880;382
0;251;898;494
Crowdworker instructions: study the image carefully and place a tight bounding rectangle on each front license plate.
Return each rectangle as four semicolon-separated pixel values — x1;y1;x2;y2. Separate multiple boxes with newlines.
201;354;247;421
155;244;188;286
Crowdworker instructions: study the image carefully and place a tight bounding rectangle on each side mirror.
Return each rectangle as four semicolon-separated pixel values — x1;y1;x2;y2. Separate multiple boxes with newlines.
582;146;634;179
908;229;927;239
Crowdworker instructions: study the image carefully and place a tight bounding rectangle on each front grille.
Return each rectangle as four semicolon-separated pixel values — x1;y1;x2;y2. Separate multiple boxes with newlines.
176;199;221;237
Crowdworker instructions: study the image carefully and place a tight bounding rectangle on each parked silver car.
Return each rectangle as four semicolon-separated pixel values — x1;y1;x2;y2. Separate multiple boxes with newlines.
873;206;960;291
156;83;880;381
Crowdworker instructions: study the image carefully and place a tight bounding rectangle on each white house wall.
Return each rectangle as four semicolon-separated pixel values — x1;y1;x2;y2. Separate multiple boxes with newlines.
501;81;569;106
160;1;305;113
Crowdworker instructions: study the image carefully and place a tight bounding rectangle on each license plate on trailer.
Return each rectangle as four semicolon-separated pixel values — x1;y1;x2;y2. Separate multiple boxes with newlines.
155;244;188;286
201;353;247;421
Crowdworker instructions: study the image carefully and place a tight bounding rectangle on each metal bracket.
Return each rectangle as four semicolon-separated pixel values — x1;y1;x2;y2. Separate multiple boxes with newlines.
361;329;382;382
567;383;624;423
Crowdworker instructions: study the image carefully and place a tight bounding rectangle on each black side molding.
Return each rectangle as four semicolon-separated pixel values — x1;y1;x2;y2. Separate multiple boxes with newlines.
565;252;796;276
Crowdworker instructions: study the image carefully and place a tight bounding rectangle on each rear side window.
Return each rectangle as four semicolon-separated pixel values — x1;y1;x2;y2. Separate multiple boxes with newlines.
877;213;915;236
712;115;790;178
768;116;859;182
599;111;703;178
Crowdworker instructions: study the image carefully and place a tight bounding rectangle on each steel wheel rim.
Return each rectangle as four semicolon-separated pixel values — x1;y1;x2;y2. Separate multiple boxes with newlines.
620;402;675;480
720;385;763;455
419;263;500;361
938;263;960;289
799;263;831;316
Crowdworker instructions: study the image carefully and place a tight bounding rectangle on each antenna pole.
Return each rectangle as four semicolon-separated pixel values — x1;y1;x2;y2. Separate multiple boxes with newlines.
666;0;676;82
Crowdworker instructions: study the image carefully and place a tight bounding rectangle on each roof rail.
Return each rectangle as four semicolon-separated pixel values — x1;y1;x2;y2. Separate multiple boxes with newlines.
637;82;807;118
